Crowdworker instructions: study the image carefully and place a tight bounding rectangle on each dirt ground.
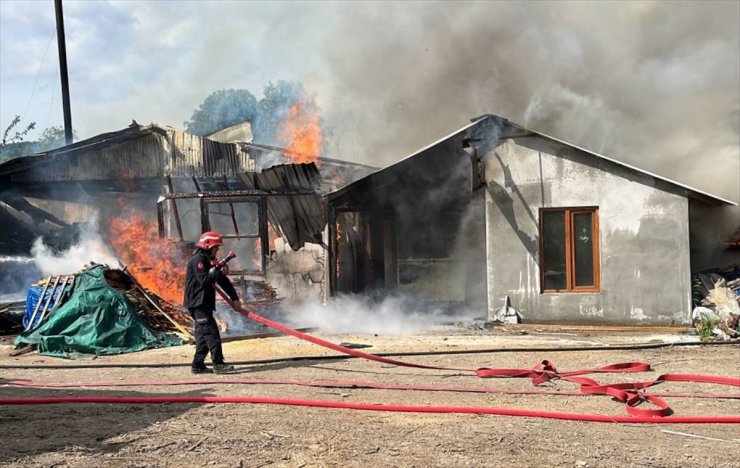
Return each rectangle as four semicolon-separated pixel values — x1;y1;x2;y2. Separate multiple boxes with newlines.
1;326;739;468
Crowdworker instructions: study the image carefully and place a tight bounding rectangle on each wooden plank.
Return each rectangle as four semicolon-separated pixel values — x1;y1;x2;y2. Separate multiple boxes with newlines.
36;275;61;324
25;277;51;331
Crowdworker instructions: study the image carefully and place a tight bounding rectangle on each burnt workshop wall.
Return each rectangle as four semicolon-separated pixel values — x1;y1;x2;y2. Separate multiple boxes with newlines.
389;139;487;308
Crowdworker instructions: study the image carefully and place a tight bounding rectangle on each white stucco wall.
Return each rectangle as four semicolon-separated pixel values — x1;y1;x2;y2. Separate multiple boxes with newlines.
484;137;692;325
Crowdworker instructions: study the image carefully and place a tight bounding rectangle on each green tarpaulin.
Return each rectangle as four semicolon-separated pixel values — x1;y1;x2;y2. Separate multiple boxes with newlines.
16;265;182;357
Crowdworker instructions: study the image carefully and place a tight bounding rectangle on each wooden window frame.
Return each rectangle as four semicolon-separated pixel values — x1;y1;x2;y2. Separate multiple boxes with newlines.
539;206;600;293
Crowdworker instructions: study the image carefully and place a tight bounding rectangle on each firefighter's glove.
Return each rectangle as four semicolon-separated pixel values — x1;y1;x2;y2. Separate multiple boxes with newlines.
207;267;221;281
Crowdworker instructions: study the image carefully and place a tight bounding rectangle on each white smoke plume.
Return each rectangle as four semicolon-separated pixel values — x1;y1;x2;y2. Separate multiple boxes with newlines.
30;224;119;277
0;220;119;299
286;295;481;335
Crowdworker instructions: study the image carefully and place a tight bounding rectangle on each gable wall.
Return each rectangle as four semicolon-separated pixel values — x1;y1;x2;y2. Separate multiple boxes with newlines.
484;137;691;325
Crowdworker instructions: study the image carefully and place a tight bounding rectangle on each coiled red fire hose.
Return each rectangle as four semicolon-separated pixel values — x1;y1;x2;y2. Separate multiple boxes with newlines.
215;289;739;412
1;287;738;424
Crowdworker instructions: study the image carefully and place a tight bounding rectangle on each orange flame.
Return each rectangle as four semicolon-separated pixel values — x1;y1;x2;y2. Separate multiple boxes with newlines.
268;222;281;252
107;203;187;305
335;220;342;277
278;93;324;164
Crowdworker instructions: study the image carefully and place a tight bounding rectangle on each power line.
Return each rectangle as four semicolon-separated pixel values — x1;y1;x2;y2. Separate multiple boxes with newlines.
21;30;56;124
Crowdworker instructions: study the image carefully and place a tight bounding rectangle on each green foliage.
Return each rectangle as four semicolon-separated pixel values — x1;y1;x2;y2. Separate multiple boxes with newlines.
0;141;38;163
1;115;36;146
697;315;717;342
184;81;305;144
36;126;71;152
184;89;259;136
1;116;37;163
0;119;76;163
253;80;304;143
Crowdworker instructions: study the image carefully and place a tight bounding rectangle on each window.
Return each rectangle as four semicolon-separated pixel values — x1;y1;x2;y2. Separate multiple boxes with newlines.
539;207;600;292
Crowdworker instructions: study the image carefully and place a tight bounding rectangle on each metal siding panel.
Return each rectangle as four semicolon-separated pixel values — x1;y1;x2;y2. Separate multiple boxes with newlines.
3;125;256;183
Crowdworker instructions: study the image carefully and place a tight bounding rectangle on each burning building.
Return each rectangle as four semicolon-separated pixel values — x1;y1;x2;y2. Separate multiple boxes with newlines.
0;121;375;315
326;114;739;326
3;113;735;329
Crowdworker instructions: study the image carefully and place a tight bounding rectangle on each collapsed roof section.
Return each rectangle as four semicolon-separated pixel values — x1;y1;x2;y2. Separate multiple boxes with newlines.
238;163;325;251
241;141;378;193
0;119;376;256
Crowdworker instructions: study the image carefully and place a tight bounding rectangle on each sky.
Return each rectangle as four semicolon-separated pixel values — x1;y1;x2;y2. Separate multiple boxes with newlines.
1;0;738;202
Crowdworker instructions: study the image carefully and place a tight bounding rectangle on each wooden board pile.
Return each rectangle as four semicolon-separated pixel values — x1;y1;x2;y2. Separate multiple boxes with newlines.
241;279;283;316
104;268;193;341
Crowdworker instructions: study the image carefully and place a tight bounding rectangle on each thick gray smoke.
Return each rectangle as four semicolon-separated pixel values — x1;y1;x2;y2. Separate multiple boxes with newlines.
2;1;736;201
317;2;739;203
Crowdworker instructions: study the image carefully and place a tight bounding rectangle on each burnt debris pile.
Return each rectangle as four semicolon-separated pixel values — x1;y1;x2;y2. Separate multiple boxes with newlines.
7;264;190;357
692;264;740;341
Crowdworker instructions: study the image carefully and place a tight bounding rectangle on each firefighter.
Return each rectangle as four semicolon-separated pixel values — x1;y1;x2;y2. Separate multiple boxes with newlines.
184;231;240;374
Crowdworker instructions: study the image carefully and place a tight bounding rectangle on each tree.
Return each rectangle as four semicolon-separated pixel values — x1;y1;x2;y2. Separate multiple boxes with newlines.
36;126;70;152
184;81;307;144
1;115;35;146
0;120;76;163
253;80;304;144
0;116;36;162
184;89;258;136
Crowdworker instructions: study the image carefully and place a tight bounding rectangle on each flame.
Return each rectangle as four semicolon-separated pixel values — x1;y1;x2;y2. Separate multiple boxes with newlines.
253;239;262;269
108;203;187;305
335;220;342;277
278;93;324;164
268;222;281;252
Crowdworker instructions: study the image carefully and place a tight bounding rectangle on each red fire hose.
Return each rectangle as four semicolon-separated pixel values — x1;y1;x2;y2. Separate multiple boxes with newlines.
1;287;738;424
2;395;738;424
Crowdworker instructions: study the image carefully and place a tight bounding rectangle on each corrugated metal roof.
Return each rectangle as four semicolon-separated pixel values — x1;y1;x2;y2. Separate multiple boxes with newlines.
0;123;256;183
238;163;325;251
206;121;254;143
241;142;378;193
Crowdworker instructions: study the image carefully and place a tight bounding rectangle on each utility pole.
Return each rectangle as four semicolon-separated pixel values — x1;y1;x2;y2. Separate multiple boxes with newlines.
54;0;73;145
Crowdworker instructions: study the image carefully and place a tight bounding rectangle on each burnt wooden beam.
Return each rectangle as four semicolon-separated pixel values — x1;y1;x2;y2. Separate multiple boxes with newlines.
0;192;69;227
165;175;183;240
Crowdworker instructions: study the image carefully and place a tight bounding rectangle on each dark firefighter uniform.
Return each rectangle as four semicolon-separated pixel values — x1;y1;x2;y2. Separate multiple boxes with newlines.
183;248;239;372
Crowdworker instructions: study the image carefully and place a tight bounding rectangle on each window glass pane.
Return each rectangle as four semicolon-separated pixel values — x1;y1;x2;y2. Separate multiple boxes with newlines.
208;202;262;271
573;212;594;286
227;237;262;272
208;202;259;236
542;211;566;290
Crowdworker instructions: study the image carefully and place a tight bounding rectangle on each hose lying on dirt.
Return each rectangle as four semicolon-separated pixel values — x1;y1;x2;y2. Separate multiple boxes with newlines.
1;334;737;370
3;328;738;421
3;292;738;423
1;395;738;424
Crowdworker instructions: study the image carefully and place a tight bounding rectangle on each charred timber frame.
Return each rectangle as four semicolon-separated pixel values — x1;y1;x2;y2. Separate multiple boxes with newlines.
164;175;184;241
157;187;317;275
328;204;337;296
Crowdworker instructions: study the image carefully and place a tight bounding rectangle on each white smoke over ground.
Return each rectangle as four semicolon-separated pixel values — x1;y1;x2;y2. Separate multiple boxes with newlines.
0;222;119;301
30;223;119;278
286;295;481;335
31;236;118;277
